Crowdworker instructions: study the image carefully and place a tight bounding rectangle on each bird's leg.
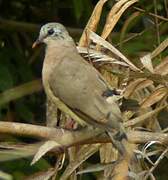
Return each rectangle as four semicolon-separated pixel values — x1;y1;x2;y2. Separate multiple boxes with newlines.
64;117;76;130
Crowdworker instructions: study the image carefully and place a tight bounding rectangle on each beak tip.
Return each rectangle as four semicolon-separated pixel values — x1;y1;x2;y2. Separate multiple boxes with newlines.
32;39;41;49
32;42;37;49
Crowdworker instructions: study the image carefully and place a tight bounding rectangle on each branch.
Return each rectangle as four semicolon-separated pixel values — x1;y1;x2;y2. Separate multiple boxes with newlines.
133;6;168;22
127;131;168;144
0;121;103;146
0;18;82;38
0;121;168;147
0;79;42;106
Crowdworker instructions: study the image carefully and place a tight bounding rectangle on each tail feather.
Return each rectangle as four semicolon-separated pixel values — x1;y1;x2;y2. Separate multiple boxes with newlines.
107;131;127;155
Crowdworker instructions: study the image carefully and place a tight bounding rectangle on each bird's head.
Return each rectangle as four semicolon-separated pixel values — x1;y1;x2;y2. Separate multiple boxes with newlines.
32;23;72;48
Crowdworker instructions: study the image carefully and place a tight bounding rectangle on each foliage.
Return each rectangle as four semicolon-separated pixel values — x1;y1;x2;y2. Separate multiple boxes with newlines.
0;0;168;179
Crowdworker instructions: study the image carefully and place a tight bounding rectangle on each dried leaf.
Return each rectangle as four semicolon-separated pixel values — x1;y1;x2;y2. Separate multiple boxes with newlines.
124;78;153;98
101;0;138;39
77;46;129;66
141;87;168;108
151;38;168;59
60;144;101;180
79;0;108;46
101;0;130;39
89;30;140;71
140;53;154;73
154;56;168;75
31;141;61;165
0;149;35;162
0;142;40;161
99;143;117;178
100;143;117;163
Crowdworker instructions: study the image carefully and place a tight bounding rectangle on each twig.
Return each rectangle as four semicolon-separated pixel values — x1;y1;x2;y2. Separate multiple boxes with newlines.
133;7;168;22
129;71;168;85
124;105;167;127
127;131;168;144
116;32;143;47
105;67;168;85
144;148;168;179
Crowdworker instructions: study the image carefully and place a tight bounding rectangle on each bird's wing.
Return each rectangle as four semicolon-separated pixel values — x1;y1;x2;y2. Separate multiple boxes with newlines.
48;52;121;125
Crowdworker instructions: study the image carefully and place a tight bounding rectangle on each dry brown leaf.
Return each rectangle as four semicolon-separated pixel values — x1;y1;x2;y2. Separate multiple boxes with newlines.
77;46;129;66
100;144;118;178
101;0;138;40
89;30;140;71
151;38;168;59
79;0;108;47
140;53;154;73
60;144;101;180
31;141;60;165
0;142;41;162
141;87;168;108
154;56;168;75
100;0;130;39
108;0;130;17
100;143;117;163
124;78;153;98
100;67;119;88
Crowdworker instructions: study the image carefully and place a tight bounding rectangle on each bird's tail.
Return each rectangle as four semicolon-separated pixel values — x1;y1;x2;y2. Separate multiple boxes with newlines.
107;131;126;155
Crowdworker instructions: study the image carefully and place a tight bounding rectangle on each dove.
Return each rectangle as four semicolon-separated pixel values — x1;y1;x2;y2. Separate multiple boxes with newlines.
32;23;128;154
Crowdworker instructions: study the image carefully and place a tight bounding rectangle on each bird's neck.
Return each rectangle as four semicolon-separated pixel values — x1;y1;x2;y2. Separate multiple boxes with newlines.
42;40;77;87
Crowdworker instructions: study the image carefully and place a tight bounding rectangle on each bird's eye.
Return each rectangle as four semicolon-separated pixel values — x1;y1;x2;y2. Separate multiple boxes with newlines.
47;29;54;35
